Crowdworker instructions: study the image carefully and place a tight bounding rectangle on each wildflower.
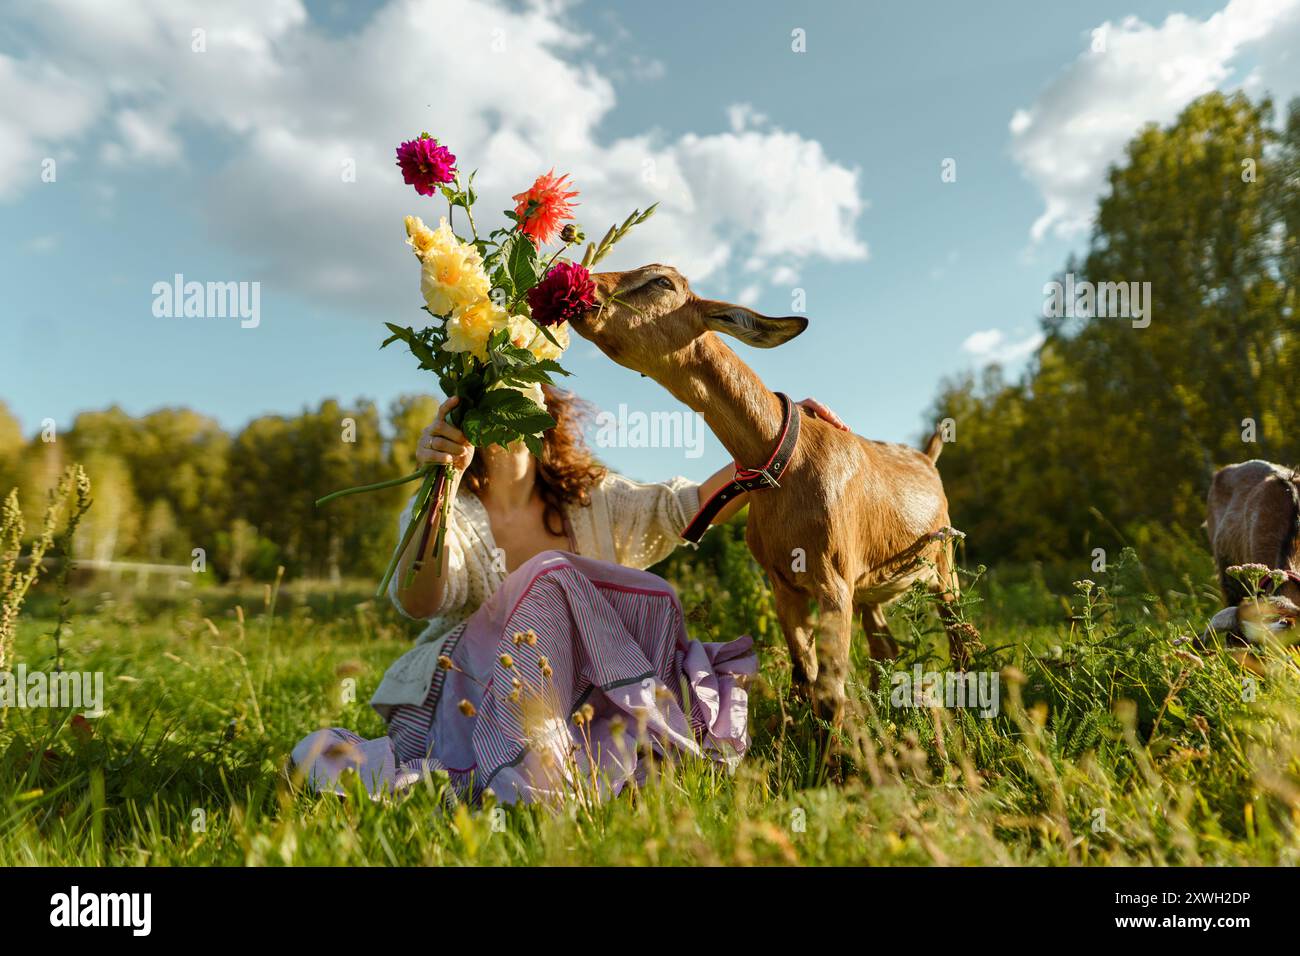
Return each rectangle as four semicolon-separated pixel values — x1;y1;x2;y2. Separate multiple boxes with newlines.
500;653;515;669
523;629;538;646
527;261;596;327
437;654;454;671
458;699;477;718
538;657;553;680
1173;649;1205;669
512;631;526;646
954;621;986;651
69;714;94;744
323;740;362;762
512;169;579;245
580;703;595;722
396;134;456;196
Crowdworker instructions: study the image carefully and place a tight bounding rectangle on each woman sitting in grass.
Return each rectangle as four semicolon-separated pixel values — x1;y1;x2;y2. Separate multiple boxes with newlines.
293;384;847;803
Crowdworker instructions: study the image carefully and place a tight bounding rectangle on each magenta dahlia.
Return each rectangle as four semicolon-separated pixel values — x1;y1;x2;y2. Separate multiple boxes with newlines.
527;261;596;327
396;134;456;196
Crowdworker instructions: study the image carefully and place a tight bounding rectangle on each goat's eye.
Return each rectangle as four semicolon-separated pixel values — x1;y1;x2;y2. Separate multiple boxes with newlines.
653;276;674;291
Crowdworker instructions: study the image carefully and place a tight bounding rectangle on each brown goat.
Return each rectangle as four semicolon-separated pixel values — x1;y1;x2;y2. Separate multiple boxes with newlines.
1202;459;1300;644
572;264;978;722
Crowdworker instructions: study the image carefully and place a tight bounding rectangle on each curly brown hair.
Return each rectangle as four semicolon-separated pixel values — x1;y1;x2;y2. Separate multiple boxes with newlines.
462;384;607;536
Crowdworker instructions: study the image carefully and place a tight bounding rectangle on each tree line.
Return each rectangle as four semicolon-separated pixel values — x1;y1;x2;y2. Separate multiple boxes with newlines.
0;396;438;582
3;91;1297;582
928;92;1300;571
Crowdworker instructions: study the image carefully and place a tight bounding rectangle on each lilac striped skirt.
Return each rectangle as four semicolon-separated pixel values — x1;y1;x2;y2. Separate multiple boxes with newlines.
292;551;756;804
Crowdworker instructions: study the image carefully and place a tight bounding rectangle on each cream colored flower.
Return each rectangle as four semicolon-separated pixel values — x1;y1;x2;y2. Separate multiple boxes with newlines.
408;216;490;317
508;316;569;362
404;215;438;256
444;297;508;361
528;321;570;362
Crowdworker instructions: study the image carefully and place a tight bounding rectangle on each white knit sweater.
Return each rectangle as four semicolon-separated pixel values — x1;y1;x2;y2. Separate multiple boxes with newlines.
389;471;700;631
372;472;701;716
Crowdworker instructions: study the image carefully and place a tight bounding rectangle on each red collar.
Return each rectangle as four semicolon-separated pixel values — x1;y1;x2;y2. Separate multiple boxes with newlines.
682;392;800;543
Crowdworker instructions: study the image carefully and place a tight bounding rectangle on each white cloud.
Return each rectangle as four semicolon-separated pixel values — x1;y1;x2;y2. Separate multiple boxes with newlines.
1010;0;1300;242
2;0;867;312
103;109;183;165
0;57;103;200
961;328;1044;366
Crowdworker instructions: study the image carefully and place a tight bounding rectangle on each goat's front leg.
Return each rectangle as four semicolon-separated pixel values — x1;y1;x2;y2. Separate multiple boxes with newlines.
810;586;855;725
771;579;818;701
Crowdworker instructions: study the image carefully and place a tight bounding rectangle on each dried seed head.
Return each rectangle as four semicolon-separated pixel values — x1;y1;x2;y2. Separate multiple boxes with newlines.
500;653;515;669
458;699;477;718
437;654;454;671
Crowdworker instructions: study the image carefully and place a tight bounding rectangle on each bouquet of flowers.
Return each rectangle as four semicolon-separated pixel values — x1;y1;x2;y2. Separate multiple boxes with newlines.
317;133;656;597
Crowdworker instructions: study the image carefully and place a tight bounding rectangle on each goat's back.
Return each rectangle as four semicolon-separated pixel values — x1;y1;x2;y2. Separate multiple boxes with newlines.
1207;459;1300;582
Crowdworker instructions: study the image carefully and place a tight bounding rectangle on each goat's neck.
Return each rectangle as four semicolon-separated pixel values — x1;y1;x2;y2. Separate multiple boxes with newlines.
664;334;785;467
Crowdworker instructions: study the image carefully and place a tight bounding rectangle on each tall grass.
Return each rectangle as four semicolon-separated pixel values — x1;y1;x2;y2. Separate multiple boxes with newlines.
0;520;1297;865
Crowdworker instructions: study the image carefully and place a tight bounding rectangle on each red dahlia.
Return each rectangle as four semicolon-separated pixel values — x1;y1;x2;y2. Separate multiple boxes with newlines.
528;261;596;327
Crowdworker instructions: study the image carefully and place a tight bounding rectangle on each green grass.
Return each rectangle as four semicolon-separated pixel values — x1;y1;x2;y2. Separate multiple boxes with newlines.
2;534;1299;866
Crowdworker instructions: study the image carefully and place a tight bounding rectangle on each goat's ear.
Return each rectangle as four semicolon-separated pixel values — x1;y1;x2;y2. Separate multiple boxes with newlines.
704;303;808;348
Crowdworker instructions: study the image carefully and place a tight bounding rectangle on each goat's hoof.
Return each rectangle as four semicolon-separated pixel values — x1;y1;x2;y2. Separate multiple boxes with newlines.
811;691;846;726
789;675;815;703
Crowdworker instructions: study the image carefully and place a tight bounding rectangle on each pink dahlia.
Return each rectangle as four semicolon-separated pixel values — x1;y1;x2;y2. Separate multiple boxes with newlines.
528;261;596;327
512;170;579;246
396;134;456;196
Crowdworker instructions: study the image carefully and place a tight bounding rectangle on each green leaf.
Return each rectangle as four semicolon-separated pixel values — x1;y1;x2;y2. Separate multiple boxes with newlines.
506;234;538;291
459;387;555;450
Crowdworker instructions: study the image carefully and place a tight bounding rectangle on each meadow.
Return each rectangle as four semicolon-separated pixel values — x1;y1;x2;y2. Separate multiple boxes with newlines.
2;519;1297;867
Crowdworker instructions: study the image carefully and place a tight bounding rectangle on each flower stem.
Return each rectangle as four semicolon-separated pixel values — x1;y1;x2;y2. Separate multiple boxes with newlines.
374;467;437;599
315;467;428;507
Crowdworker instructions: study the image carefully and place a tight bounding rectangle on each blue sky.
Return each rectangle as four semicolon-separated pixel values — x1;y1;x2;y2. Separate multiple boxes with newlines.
2;0;1292;483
